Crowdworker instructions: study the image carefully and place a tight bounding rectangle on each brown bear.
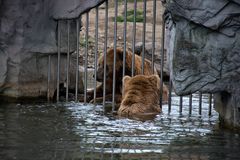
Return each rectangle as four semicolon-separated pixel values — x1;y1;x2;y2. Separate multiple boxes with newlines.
118;74;165;120
87;47;158;104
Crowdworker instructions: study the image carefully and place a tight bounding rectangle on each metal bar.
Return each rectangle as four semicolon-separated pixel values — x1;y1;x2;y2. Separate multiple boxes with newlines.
100;138;105;160
151;0;157;73
103;0;109;107
112;0;118;111
47;55;51;101
111;137;115;160
66;20;70;102
84;12;89;104
91;139;96;160
189;94;192;115
57;20;61;102
120;128;124;157
141;0;147;74
159;13;165;108
179;96;183;114
75;18;80;102
168;79;172;113
122;0;127;77
93;7;99;103
209;94;212;116
131;0;137;76
199;92;202;115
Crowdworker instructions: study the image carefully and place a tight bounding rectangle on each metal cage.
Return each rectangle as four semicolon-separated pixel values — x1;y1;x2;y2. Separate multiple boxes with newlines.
48;0;213;116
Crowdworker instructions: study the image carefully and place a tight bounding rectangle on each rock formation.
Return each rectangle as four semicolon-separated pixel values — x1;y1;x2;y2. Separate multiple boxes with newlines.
164;0;240;128
0;0;105;100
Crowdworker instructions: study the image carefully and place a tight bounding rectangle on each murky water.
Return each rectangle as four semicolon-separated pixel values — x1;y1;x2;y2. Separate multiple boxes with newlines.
0;94;240;160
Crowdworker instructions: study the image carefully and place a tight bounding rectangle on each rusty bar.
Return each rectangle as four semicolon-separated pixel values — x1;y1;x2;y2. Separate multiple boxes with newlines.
112;0;118;111
66;20;70;102
84;12;89;104
159;13;165;108
141;0;147;74
103;0;109;107
199;92;202;115
57;20;61;102
151;0;157;73
75;18;80;102
131;0;137;76
93;7;99;103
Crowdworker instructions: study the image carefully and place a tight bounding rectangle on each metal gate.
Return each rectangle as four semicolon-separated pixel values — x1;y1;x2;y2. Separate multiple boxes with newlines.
48;0;213;116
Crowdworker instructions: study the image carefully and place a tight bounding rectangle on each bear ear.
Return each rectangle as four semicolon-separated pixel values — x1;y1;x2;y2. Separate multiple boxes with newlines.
148;75;160;88
123;75;131;85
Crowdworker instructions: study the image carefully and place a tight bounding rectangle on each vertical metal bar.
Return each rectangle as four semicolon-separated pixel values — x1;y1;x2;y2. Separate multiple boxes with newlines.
199;92;202;115
100;140;104;160
103;0;109;107
122;0;127;77
209;94;212;116
75;18;80;102
131;0;137;76
120;129;124;157
151;0;157;73
66;20;70;102
189;94;192;115
47;55;51;101
111;137;115;160
168;79;172;113
112;0;118;111
84;12;89;104
91;139;96;160
142;0;147;74
57;20;61;102
141;0;147;74
159;14;165;108
93;7;99;103
179;96;183;114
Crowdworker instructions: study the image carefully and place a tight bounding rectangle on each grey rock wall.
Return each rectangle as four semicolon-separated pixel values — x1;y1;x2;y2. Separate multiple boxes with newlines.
50;0;105;19
0;0;103;99
164;0;240;128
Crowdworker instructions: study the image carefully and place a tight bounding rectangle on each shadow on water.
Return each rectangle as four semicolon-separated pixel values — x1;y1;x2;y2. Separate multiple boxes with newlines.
0;94;240;160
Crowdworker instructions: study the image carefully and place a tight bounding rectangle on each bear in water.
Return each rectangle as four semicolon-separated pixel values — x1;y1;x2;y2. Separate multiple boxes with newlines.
87;47;158;105
118;74;168;120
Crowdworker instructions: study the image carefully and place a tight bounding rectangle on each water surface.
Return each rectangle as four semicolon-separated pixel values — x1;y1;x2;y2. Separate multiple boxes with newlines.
0;94;240;160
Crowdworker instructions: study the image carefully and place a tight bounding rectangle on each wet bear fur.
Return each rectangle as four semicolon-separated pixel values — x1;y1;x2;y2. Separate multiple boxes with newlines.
118;74;166;119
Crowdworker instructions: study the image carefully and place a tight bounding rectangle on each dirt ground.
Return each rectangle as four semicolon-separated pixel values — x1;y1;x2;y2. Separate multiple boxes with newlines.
79;0;165;69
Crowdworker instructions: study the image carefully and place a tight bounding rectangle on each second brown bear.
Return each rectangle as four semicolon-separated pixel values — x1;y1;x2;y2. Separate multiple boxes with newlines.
87;47;158;104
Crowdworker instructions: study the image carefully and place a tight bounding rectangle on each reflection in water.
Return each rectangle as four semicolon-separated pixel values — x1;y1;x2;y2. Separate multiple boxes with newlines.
0;94;240;160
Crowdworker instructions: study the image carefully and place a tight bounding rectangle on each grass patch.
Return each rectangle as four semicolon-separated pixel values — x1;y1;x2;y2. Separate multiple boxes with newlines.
114;9;144;23
119;0;142;3
79;36;95;47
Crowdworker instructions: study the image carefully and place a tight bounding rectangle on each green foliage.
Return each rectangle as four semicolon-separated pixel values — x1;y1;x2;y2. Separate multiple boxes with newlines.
80;36;95;47
118;0;143;4
114;9;144;23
